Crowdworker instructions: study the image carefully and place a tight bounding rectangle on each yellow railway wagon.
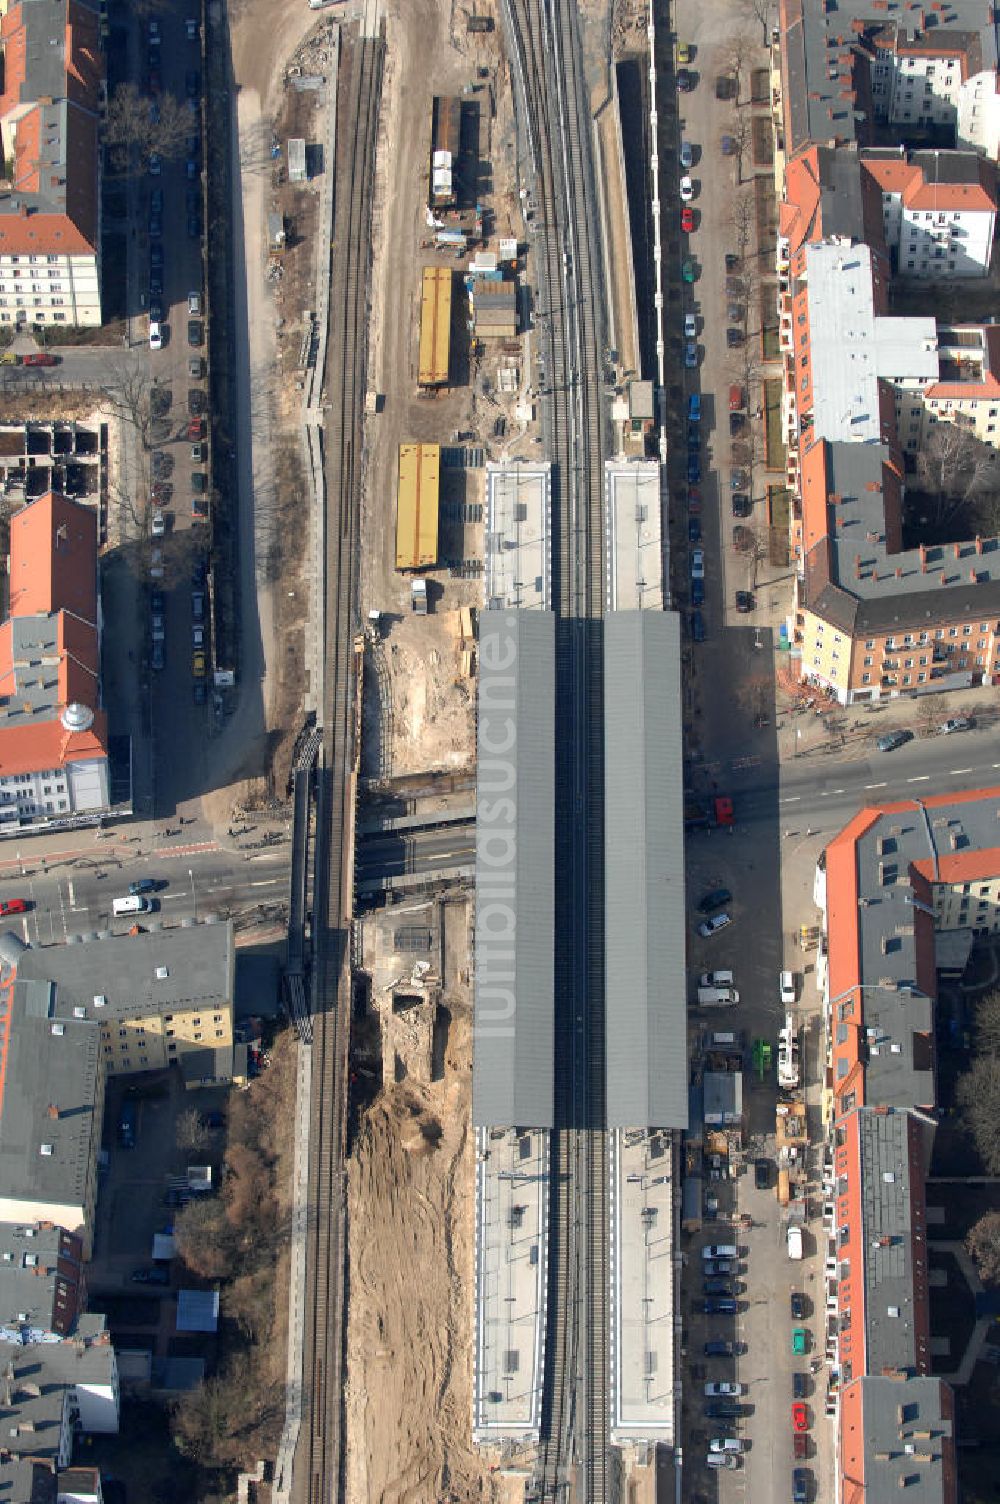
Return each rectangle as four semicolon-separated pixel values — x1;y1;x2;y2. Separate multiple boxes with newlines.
396;442;440;570
418;266;452;387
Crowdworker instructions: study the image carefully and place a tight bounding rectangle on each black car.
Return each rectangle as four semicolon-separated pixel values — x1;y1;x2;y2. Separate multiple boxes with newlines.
188;214;202;239
151;589;165;614
128;879;156;896
726;327;744;347
187;318;203;347
131;1265;170;1286
716;73;736;99
731;469;748;490
725;252;740;272
704;1401;742;1420
735;590;755;613
192;495;208;520
193;679;207;704
191;471;207;494
149;241;163;268
793;1372;809;1399
149;272;163;298
687;422;700;449
791;1291;806;1320
733;524;753;551
688;517;701;543
690;610;706;642
729;411;745;436
698;888;732;915
200;1109;225;1129
188;388;206;415
150;450;171;477
704;1340;736;1357
704;1278;736;1297
149;212;162;238
754;1158;771;1190
186;69;200;97
150;187;163;214
687;454;701;484
731;493;751;517
793;1469;810;1504
151;638;165;671
877;729;913;753
185;185;201;213
148;298;164;324
677;67;692;90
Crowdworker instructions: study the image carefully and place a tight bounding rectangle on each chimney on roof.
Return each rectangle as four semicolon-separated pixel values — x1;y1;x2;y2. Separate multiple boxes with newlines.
920;543;928;573
971;569;978;581
976;535;984;554
45;1104;58;1120
954;542;961;557
855;554;863;577
941;572;948;584
895;568;902;578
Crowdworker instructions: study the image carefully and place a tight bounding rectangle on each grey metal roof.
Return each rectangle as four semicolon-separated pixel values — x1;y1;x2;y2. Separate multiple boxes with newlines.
15;921;235;1024
473;611;555;1128
604;612;688;1130
858;1107;934;1374
859;1375;955;1503
0;987;99;1216
0;1222;81;1341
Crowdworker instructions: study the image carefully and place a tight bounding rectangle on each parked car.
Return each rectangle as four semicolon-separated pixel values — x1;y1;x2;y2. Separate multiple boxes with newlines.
705;1382;744;1397
188;377;206;404
128;879;156;896
735;590;754;613
684;341;698;369
702;1297;738;1315
729;383;744;410
725;252;740;272
939;717;972;734
731;468;748;490
187;319;203;346
698;887;731;914
731;493;751;518
185;16;199;38
791;1291;806;1319
148;152;161;176
148;319;162;350
131;1265;169;1286
690;549;705;581
151;639;165;671
876;729;913;753
781;970;797;1004
709;1437;746;1454
690;610;706;642
704;1258;737;1276
191;442;206;462
193;680;207;704
794;1372;809;1399
188;291;202;315
680;175;694;202
688;517;701;543
192;651;206;679
754;1158;771;1190
191;591;205;621
687;452;701;483
192;471;207;493
729;411;745;436
726;326;743;347
703;1278;736;1297
691;577;704;606
704;1340;737;1357
22;352;57;367
705;1401;742;1420
716;73;736;99
681;258;696;283
677;40;692;63
677;67;692;91
792;1402;809;1432
680;140;694;168
698;913;732;939
721;133;735;155
0;899;28;916
684;313;697;339
192;495;209;520
151;509;165;537
681;206;696;232
792;1326;808;1355
793;1467;811;1503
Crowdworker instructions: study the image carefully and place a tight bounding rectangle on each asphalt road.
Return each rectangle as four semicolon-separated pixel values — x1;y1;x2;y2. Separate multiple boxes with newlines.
355;823;475;880
0;843;290;947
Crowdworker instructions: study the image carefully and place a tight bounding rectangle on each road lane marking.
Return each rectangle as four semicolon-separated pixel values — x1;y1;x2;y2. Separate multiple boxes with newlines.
67;881;76;908
250;878;283;887
907;775;930;783
780;796;801;804
832;788;845;793
949;768;973;776
864;782;887;790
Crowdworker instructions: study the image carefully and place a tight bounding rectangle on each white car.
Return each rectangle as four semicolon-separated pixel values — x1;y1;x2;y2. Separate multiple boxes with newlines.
780;969;796;1004
939;717;971;734
151;509;165;537
707;1455;739;1470
680;175;694;202
690;547;705;580
185;16;198;38
704;1381;745;1397
188;291;201;315
148;321;162;351
684;313;697;340
148;153;161;176
710;1437;746;1454
698;912;732;939
680;140;694;169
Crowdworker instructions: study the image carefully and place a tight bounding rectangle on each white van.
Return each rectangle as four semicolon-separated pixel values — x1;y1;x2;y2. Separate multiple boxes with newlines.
697;987;740;1008
708;1032;740;1050
700;970;735;988
787;1225;804;1260
112;896;150;917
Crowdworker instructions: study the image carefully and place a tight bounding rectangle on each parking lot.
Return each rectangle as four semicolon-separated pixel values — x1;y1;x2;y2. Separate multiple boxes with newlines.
90;1068;230;1304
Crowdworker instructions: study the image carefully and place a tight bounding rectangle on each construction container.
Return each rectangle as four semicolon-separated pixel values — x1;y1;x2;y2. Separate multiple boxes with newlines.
396;443;440;571
418;266;452;387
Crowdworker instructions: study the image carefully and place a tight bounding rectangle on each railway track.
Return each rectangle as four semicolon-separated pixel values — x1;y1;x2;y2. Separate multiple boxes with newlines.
296;13;384;1504
501;0;610;1498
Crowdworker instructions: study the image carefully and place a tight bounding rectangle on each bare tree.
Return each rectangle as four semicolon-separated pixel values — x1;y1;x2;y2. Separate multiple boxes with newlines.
721;30;757;106
747;0;772;45
729;109;754;186
176;1108;210;1157
103;85;193;174
968;1212;1000;1286
975;990;1000;1058
912;422;1000;531
730;191;754;263
957;1053;1000;1172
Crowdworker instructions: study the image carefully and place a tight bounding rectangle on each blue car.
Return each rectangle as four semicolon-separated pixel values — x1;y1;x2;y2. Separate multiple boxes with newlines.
691;578;705;607
687;455;701;484
703;1297;738;1315
684;341;698;369
690;610;705;642
689;517;701;542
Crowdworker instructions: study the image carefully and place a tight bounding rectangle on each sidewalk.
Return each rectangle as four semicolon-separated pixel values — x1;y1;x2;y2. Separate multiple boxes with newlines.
772;678;997;763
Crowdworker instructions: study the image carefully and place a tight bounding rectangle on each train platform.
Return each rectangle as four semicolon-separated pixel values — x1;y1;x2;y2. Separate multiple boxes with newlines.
472;1126;549;1441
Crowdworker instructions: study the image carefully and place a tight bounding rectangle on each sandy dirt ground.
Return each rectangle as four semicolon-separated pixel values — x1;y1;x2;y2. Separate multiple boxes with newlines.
344;1007;503;1504
363;611;476;779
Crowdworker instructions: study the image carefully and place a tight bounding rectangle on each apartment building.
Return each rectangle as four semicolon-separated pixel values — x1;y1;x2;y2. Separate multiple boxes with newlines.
0;921;237;1255
0;492;110;831
0;0;103;327
0;1221;86;1341
813;788;1000;1503
863;148;997;278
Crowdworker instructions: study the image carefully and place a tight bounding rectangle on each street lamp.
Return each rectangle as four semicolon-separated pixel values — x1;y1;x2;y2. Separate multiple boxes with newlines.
188;867;196;919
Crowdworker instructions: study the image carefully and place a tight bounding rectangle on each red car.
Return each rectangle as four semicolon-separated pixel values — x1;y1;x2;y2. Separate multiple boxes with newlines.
681;206;696;233
0;899;27;916
687;486;702;513
187;417;205;440
792;1402;809;1433
22;353;58;368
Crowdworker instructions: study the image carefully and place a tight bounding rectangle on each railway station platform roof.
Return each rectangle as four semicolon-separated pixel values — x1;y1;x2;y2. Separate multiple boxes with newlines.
484;463;552;611
604;461;663;612
473;610;555;1129
472;1126;548;1441
395;442;440;571
604;611;688;1130
611;1128;676;1442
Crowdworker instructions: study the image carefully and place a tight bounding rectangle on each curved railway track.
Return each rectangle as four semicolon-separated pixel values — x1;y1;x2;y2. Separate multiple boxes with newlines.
501;0;611;1498
296;14;384;1504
